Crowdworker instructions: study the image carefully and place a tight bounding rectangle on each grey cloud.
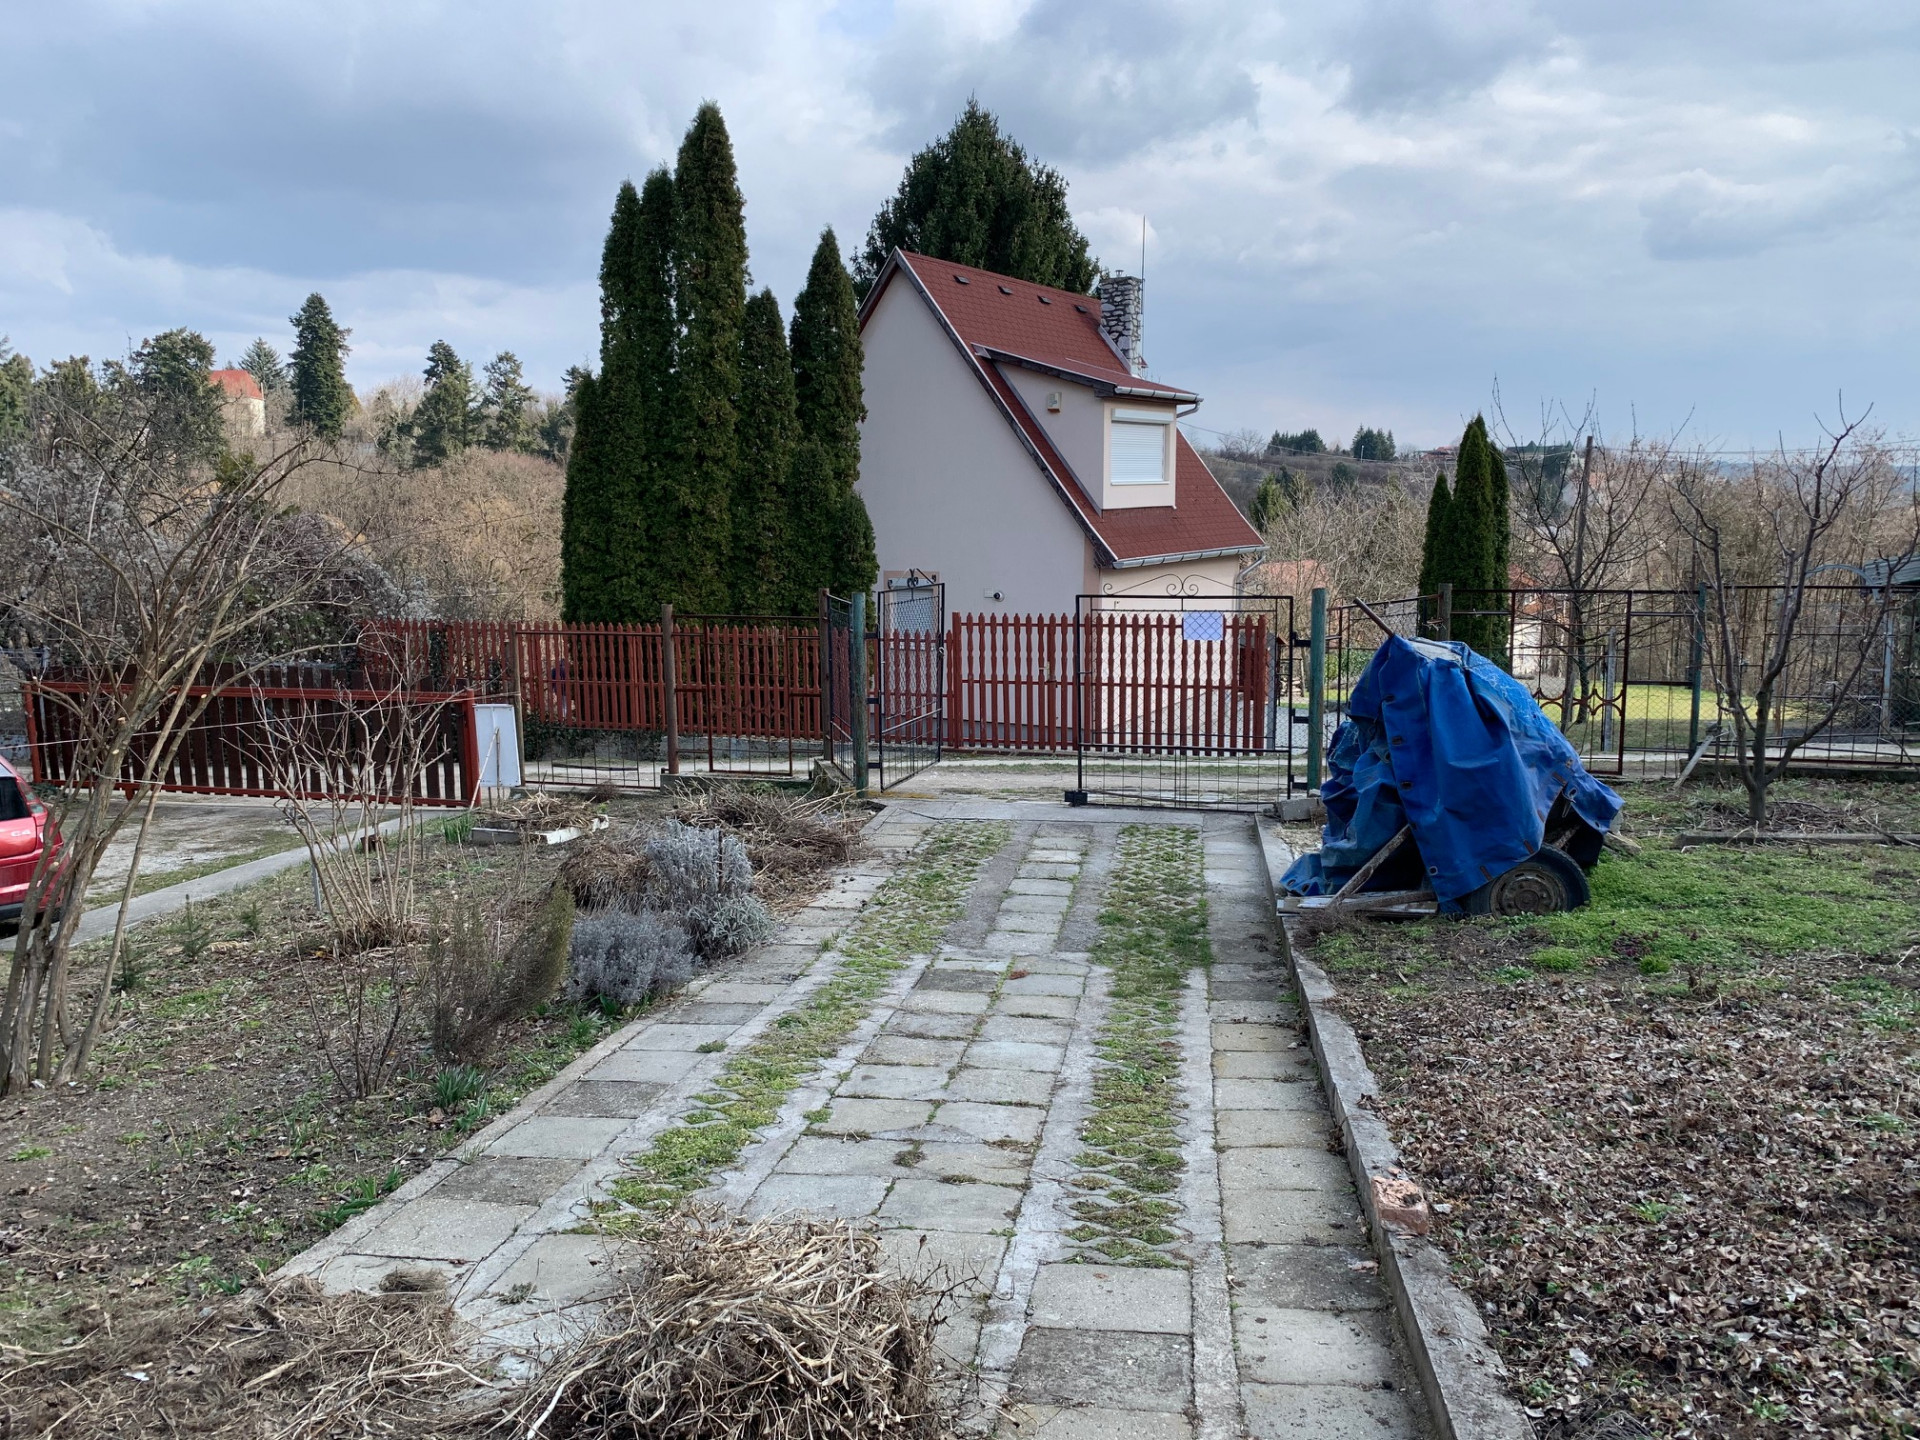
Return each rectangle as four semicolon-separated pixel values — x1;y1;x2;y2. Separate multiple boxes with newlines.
863;0;1263;165
1331;0;1549;113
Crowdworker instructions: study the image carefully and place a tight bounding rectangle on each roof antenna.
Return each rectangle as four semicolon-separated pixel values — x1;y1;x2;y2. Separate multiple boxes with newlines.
1140;216;1147;281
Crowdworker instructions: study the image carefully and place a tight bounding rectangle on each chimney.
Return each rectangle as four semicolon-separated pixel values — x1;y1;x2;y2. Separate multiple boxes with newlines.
1096;274;1144;375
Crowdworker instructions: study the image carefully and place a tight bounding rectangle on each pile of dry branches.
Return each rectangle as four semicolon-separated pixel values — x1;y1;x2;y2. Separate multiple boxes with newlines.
670;787;864;904
0;1272;494;1439
510;1206;953;1440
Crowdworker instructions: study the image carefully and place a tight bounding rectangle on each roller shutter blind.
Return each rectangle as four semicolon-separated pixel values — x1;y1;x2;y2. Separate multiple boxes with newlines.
1110;419;1167;484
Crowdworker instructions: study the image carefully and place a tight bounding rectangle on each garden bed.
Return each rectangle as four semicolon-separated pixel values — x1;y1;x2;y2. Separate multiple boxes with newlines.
1292;778;1920;1437
0;785;868;1350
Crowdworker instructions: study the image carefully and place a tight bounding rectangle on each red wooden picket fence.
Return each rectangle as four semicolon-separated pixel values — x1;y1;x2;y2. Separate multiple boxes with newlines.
25;682;479;806
361;612;1273;757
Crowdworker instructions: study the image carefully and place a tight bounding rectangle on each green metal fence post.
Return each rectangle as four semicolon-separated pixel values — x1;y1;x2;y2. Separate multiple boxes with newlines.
1688;582;1706;754
850;591;870;797
1307;588;1328;792
1437;583;1453;643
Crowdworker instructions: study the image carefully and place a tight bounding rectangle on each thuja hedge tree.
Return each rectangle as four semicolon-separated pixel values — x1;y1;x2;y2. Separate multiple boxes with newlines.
564;108;876;622
1417;415;1511;660
853;99;1098;299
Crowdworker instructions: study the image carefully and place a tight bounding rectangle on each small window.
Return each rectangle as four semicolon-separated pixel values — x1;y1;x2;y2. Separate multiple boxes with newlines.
1110;411;1171;485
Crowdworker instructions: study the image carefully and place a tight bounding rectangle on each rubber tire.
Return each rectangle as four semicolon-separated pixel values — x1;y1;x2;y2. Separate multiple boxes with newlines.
1462;846;1591;916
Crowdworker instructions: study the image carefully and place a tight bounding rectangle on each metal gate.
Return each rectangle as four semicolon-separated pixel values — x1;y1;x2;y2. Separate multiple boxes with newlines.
873;580;944;789
1069;592;1295;810
821;583;947;794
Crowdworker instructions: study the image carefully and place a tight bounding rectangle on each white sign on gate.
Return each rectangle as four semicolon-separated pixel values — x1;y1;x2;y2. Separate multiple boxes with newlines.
473;703;522;789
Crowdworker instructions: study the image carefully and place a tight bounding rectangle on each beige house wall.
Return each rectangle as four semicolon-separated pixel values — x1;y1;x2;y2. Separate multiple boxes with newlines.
1090;556;1246;606
858;279;1096;617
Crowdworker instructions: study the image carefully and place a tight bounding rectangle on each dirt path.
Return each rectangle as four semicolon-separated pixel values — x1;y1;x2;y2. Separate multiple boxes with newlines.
283;798;1431;1437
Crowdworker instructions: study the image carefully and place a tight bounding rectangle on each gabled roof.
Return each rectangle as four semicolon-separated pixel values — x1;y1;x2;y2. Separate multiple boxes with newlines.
860;250;1261;568
209;368;263;401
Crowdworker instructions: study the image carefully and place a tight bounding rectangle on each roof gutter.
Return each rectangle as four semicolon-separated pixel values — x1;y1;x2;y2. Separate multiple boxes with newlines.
1106;543;1266;570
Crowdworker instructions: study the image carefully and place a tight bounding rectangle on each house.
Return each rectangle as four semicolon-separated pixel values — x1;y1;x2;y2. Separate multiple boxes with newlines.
855;251;1262;615
208;368;265;436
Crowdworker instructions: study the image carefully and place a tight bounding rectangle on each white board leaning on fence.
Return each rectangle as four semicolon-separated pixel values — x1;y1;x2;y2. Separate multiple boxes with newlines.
472;704;522;790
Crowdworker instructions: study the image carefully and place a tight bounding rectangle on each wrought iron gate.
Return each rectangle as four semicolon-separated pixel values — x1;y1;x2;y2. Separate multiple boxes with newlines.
822;583;947;793
1069;592;1295;811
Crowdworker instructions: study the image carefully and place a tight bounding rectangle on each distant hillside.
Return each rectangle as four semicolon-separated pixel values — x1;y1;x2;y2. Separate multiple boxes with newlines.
1196;445;1433;520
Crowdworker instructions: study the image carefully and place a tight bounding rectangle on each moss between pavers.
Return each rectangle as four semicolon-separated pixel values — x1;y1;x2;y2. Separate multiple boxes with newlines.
600;821;1010;1222
1066;824;1209;1267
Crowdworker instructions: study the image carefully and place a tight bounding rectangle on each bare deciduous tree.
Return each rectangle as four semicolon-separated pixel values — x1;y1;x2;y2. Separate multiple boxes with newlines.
1672;410;1920;824
0;383;370;1094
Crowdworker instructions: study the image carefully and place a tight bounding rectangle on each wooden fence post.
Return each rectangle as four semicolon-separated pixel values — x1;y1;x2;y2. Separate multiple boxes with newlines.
661;603;680;777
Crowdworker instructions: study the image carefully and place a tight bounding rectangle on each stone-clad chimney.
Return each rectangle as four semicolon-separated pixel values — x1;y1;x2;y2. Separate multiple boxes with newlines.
1096;274;1144;375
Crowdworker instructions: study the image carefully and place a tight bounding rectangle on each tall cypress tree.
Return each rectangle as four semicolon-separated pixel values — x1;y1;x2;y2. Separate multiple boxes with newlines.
1417;469;1450;612
561;370;608;622
789;228;876;601
625;168;679;617
288;294;351;438
664;103;745;616
731;290;799;613
1442;416;1509;660
594;180;650;621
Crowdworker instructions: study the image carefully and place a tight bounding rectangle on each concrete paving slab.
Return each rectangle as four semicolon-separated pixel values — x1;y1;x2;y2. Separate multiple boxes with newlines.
312;1253;466;1293
841;1063;951;1100
1241;1383;1425;1440
1007;878;1076;896
916;968;1001;992
862;1035;969;1068
1211;1022;1298;1052
542;1079;667;1117
878;1177;1022;1232
668;1002;767;1026
744;1173;889;1220
942;1066;1056;1105
899;989;993;1015
1010;1328;1193;1411
1210;980;1286;1002
1003;973;1083;996
1220;1145;1353;1194
931;1100;1046;1144
486;1116;629;1159
876;1228;1008;1291
998;893;1074;915
434;1156;581;1205
695;982;790;1003
1213;1077;1325;1111
882;1009;980;1039
995;912;1066;934
1001;1405;1192;1440
484;1232;628;1306
1221;1187;1363;1246
1209;1000;1292;1024
965;1040;1067;1073
1232;1306;1403;1387
979;1014;1073;1046
1213;1049;1314;1083
999;993;1079;1020
353;1197;534;1261
1018;863;1082;881
912;1142;1031;1186
808;1097;935;1137
588;1048;704;1084
628;1023;740;1050
776;1136;913;1177
1028;1263;1191;1334
1215;1109;1332;1149
1227;1243;1391;1312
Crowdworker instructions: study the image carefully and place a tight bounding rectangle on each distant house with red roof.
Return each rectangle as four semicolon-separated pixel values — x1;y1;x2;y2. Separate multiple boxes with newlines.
855;251;1261;614
208;368;265;437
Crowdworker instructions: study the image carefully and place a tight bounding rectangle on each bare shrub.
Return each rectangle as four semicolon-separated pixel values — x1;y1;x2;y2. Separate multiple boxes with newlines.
309;949;409;1099
566;909;695;1007
508;1206;955;1440
646;820;772;961
424;885;576;1064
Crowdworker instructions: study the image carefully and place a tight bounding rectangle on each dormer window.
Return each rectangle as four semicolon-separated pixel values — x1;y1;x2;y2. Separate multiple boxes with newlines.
1110;408;1172;485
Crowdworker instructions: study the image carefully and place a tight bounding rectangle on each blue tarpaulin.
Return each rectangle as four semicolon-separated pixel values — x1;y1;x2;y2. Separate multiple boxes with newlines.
1282;636;1622;907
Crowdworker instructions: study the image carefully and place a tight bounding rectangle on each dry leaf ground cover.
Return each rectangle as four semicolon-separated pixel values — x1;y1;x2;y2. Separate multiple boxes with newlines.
1299;778;1920;1437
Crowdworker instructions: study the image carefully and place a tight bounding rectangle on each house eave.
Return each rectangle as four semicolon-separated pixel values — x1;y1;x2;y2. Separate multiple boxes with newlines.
1104;543;1266;570
973;345;1199;403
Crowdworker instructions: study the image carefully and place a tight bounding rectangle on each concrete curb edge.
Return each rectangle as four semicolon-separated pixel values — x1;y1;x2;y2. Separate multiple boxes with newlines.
1251;818;1533;1440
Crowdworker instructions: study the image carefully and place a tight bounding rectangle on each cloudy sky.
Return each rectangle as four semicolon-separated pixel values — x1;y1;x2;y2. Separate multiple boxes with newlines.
4;0;1916;450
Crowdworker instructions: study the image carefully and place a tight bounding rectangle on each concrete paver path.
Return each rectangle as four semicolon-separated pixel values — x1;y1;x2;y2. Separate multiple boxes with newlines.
285;797;1429;1438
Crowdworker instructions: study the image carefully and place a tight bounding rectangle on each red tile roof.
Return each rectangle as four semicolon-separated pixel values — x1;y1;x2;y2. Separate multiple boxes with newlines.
208;368;262;401
866;251;1261;567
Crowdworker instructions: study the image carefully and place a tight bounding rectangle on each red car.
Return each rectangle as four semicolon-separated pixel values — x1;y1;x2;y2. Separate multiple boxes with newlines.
0;755;61;930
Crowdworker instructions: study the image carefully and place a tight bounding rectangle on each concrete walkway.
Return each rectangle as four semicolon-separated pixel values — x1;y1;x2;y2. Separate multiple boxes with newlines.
283;797;1430;1439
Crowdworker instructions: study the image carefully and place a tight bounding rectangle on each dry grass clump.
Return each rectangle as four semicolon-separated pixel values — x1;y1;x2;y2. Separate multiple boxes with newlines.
510;1206;954;1440
557;829;654;910
482;791;601;833
0;1272;493;1439
671;786;864;905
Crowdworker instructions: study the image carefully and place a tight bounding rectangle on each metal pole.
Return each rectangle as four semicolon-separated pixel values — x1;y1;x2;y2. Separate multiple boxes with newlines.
1437;583;1453;643
1565;435;1596;728
849;592;869;797
661;603;680;778
1570;436;1594;593
1688;582;1706;755
1307;588;1327;792
817;588;832;763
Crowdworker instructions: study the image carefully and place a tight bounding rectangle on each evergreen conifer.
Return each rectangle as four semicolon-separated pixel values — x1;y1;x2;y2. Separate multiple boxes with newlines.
481;352;538;452
624;168;679;617
1438;416;1509;659
409;341;478;466
854;100;1097;298
730;289;798;613
130;328;224;465
0;340;30;446
1417;468;1451;603
788;228;875;600
238;338;288;396
664;104;745;615
288;294;351;438
561;371;608;622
